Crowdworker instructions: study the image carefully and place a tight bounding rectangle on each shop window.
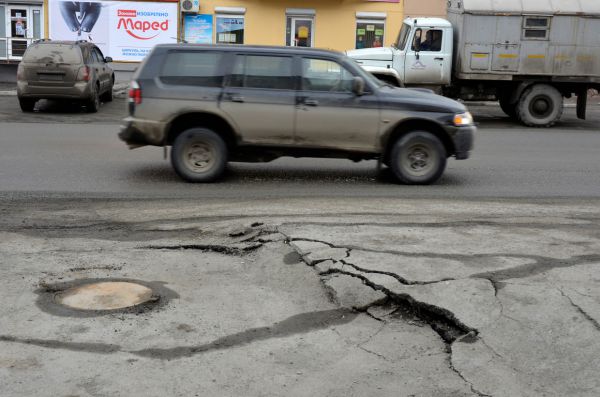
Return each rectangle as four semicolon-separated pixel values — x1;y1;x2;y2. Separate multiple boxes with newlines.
412;29;443;52
216;15;244;44
301;58;354;93
285;10;315;47
160;51;225;87
356;20;385;49
523;16;551;40
230;55;294;90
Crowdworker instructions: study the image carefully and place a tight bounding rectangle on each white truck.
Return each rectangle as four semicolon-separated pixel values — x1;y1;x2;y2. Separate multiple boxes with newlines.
347;0;600;127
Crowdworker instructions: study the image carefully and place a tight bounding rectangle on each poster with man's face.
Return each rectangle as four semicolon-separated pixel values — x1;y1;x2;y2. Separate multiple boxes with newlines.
48;0;177;61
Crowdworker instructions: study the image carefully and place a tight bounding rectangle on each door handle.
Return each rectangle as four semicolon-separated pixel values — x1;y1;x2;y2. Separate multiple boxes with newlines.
303;99;319;106
228;94;244;103
434;57;444;61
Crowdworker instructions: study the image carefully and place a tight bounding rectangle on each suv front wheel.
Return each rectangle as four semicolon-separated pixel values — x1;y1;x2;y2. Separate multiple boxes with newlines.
171;128;228;183
389;131;447;185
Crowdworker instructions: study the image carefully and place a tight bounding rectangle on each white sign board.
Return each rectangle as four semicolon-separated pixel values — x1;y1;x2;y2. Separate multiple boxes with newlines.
48;0;178;61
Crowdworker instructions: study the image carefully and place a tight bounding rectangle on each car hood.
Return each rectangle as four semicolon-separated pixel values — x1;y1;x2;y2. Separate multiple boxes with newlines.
346;47;393;62
379;86;467;114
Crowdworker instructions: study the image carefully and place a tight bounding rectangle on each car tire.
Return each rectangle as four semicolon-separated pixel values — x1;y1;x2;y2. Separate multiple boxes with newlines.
87;83;100;113
18;98;36;112
516;84;563;127
171;128;228;183
389;131;447;185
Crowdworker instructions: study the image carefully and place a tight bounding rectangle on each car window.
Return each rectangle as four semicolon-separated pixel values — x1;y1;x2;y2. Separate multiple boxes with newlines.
93;48;105;63
22;43;82;64
160;51;225;87
301;58;354;92
412;29;443;52
229;55;294;90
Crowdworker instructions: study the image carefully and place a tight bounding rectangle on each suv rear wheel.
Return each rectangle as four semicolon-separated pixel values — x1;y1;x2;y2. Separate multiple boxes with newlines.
86;83;100;113
171;128;228;183
390;131;447;185
18;98;36;112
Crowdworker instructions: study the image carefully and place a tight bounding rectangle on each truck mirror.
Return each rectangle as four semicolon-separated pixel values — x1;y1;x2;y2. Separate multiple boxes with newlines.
352;77;365;96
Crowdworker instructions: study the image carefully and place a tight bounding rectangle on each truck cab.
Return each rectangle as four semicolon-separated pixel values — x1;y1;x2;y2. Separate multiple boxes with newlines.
347;18;453;88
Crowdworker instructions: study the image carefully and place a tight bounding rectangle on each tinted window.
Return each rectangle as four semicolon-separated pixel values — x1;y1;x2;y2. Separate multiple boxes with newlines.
22;44;82;64
93;48;105;62
230;55;294;90
412;29;443;52
302;58;354;92
160;51;225;87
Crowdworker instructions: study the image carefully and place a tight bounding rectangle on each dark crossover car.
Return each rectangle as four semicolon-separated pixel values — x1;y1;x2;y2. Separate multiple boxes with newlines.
17;40;114;113
119;44;475;184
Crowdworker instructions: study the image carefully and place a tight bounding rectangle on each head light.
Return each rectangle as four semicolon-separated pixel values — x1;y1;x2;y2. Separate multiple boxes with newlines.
453;112;473;126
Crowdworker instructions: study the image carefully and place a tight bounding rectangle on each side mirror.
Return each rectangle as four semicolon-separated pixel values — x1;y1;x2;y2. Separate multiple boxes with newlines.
104;56;113;63
352;76;365;96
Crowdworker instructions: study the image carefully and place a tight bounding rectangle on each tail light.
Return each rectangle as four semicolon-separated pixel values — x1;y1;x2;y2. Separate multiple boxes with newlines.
77;66;90;82
17;64;24;81
128;81;142;105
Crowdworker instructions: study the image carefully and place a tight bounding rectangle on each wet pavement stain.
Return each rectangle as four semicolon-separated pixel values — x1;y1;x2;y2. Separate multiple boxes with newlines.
0;309;358;360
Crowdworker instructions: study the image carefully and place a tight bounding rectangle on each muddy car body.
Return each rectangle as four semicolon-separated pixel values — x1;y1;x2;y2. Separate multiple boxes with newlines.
119;44;475;184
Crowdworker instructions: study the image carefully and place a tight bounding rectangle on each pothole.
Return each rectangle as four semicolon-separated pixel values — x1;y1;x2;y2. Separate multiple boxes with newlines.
56;281;156;310
35;278;179;317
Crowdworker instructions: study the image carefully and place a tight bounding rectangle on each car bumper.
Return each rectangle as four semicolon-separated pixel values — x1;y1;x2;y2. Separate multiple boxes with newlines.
119;117;166;148
17;81;91;99
449;125;475;160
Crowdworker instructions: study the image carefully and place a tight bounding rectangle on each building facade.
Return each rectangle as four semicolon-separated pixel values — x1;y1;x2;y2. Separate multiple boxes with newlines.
1;0;44;60
1;0;446;62
184;0;446;52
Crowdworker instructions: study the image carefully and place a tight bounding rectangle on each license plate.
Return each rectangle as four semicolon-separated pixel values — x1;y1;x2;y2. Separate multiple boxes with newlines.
38;73;64;81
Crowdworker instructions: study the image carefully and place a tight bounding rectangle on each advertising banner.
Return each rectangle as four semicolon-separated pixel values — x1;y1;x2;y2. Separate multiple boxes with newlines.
48;0;178;62
183;14;213;44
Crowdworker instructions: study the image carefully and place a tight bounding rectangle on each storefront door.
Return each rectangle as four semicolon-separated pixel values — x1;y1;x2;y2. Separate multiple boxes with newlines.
2;5;43;60
289;17;313;47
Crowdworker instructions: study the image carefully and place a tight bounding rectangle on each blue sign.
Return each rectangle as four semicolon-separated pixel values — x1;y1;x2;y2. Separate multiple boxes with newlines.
184;14;213;44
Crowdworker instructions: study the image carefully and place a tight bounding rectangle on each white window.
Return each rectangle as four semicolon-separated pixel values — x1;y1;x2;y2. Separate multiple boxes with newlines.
522;16;551;40
215;7;246;44
355;12;386;49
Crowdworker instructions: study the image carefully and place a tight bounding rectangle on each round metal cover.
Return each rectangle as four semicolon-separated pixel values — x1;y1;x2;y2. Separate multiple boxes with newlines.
55;281;155;311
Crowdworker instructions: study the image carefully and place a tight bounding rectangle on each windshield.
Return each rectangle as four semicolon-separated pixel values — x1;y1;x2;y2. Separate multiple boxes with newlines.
23;44;82;64
395;23;411;50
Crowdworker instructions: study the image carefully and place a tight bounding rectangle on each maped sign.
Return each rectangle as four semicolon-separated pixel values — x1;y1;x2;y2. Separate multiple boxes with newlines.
48;0;178;62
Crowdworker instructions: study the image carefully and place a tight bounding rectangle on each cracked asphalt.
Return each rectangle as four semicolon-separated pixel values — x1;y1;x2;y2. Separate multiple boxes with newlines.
1;198;599;396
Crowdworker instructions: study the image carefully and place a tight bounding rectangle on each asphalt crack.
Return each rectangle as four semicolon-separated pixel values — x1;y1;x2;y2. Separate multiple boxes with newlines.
144;243;263;255
557;287;600;332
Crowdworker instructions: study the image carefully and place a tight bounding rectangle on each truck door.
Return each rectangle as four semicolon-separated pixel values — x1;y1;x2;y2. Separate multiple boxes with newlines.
404;27;451;85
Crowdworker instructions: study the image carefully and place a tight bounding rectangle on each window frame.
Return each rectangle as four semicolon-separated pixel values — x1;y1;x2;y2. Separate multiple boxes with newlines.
300;56;357;94
159;50;228;88
215;14;245;45
355;18;386;50
227;53;296;91
522;15;551;41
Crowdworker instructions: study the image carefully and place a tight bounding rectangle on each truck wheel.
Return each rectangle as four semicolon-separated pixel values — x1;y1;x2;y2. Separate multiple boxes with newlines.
390;131;447;185
171;128;228;183
19;98;36;112
516;84;563;127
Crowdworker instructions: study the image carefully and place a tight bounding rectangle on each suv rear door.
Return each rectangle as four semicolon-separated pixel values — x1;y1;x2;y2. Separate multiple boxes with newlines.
220;53;296;145
295;57;380;151
91;46;110;92
21;43;81;87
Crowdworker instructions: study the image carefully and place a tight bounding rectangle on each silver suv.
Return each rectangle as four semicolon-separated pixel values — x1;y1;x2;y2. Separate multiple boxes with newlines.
17;40;114;113
119;44;475;184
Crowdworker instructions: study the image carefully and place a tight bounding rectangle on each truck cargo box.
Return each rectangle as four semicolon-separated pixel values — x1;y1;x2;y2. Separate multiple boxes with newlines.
447;0;600;82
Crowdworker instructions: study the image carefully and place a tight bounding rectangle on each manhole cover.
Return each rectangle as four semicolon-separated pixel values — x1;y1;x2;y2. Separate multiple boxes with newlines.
55;281;155;311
